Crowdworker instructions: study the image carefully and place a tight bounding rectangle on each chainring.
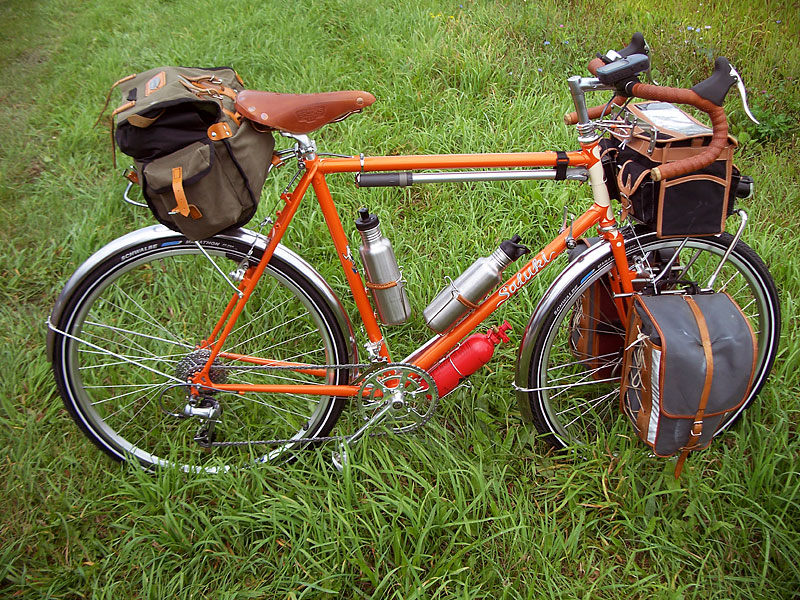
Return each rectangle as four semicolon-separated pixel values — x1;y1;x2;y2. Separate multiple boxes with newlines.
357;363;439;434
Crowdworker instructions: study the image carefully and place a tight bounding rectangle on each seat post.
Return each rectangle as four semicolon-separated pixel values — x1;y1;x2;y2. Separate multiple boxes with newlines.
281;132;317;161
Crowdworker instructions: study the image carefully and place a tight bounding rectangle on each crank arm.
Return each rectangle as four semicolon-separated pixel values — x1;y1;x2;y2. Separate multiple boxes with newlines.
331;396;396;471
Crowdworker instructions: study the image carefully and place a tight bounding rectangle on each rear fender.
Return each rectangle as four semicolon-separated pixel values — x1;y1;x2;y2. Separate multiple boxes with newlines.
47;225;358;366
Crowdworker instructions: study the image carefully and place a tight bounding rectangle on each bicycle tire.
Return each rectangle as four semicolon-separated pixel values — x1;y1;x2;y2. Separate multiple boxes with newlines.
521;231;780;448
50;232;352;471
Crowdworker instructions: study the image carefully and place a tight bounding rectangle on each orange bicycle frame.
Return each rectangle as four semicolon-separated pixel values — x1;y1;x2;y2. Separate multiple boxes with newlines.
192;138;636;394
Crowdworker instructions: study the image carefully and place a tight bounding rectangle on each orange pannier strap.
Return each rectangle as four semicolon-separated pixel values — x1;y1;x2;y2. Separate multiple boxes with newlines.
169;167;202;219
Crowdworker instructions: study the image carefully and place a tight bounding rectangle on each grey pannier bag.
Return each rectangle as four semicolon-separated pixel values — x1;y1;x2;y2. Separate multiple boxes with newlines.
619;292;757;476
110;66;274;240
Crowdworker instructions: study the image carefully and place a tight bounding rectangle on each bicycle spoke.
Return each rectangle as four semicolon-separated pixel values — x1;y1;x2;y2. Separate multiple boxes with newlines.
224;312;309;354
89;383;169;406
226;296;293;341
80;354;184;371
102;291;189;347
104;385;163;424
546;352;621;374
556;388;618;420
84;321;194;352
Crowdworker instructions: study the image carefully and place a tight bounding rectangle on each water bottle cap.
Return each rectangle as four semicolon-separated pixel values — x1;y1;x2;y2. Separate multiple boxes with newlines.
355;207;380;231
499;235;530;262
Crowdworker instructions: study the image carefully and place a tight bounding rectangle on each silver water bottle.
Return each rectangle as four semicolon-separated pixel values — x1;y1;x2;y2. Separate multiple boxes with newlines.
423;235;529;333
356;208;411;325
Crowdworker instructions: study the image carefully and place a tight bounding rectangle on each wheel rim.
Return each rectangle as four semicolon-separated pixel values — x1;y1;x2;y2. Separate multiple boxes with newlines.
533;235;778;446
58;245;344;470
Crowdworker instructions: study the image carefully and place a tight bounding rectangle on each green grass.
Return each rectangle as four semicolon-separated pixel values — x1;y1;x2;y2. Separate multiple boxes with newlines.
2;0;799;598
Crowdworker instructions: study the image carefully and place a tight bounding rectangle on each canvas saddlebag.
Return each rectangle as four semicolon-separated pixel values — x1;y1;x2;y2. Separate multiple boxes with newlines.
111;67;274;240
619;292;757;475
603;101;741;238
568;238;626;380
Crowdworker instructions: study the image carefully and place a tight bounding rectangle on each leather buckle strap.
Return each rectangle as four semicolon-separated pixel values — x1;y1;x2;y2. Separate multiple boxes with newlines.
674;296;715;479
365;279;398;290
207;121;234;141
169;167;203;220
456;294;480;310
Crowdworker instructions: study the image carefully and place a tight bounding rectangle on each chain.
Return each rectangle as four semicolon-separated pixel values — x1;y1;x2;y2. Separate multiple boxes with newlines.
214;361;371;372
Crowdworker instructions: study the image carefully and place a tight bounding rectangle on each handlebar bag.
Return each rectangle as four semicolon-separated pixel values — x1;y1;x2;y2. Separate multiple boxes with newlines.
111;67;274;240
619;292;756;475
604;102;740;238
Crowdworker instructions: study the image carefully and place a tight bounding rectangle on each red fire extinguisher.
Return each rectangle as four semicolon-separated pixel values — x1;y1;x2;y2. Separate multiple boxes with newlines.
429;321;512;398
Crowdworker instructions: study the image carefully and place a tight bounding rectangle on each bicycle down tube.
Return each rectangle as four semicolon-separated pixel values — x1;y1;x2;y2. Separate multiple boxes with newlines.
194;139;634;396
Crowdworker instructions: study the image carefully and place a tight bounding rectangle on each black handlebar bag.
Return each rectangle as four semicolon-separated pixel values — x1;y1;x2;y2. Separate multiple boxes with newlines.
619;292;756;475
112;66;274;240
603;102;740;238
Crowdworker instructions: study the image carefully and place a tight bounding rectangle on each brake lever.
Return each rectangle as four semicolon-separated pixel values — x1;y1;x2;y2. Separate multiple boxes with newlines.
729;64;760;125
642;41;658;85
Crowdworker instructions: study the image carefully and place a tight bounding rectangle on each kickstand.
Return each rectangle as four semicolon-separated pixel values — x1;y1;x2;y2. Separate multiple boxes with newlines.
331;440;349;472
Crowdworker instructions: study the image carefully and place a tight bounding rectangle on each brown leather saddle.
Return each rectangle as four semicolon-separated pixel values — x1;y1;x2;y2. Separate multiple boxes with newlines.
235;90;376;135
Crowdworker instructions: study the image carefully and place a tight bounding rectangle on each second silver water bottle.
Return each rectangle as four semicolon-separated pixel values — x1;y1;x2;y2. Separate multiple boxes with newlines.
356;208;411;325
423;235;529;333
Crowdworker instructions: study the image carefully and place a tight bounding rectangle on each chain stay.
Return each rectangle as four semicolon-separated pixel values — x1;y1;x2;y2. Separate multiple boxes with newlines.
204;360;438;448
208;361;436;447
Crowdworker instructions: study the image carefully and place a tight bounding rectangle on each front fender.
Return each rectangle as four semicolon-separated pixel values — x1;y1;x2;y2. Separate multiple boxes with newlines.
47;225;358;366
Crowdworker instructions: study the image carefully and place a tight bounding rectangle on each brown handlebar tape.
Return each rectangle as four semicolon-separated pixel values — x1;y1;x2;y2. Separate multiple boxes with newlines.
563;62;729;181
588;57;605;76
629;83;728;181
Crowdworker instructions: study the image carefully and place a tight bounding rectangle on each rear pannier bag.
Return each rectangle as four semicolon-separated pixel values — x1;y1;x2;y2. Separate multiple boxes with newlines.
603;101;740;238
619;292;757;474
112;67;274;240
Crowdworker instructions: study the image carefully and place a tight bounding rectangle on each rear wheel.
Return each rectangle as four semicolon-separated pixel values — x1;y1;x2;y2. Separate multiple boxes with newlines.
50;235;352;471
523;231;780;448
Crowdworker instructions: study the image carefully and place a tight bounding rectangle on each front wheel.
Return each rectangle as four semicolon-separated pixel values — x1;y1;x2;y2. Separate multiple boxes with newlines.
522;231;781;449
50;232;353;471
